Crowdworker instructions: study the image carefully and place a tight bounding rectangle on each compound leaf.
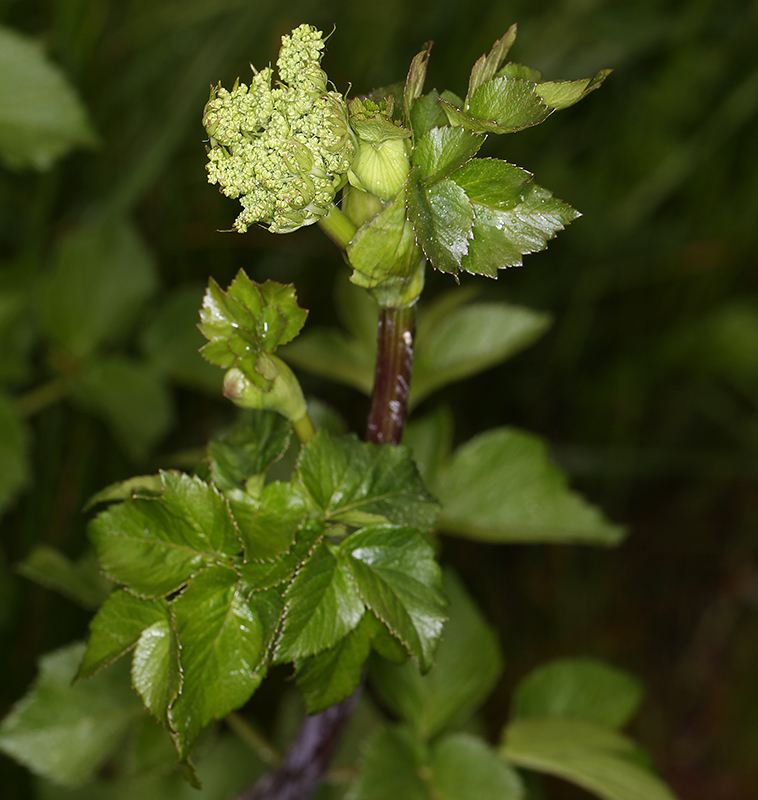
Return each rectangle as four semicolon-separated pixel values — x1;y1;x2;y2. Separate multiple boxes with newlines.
412;127;485;185
168;566;266;759
344;525;446;672
296;431;439;529
275;542;365;662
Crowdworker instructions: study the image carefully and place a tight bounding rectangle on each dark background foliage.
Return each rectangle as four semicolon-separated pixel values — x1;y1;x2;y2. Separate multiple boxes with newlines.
1;0;757;797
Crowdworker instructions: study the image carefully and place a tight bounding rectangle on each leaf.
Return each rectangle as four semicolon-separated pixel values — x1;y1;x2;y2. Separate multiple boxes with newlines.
275;542;365;662
347;191;423;292
296;430;440;529
371;569;502;738
411;301;552;407
228;481;307;562
77;590;168;680
435;428;625;545
84;475;164;510
239;519;324;593
0;643;141;787
88;471;240;598
344;525;446;672
294;613;375;714
512;657;644;729
401;406;453;488
412;127;485;185
535;70;611;110
431;733;525;800
279;328;375;396
404;45;432;125
351;725;429;800
139;284;222;394
198;272;307;390
72;357;173;461
409;91;450;140
501;718;679;800
208;409;292;492
0;392;30;516
407;168;473;274
39;219;157;360
132;618;182;726
0;26;97;170
450;161;579;277
16;545;111;610
466;25;519;103
168;566;266;759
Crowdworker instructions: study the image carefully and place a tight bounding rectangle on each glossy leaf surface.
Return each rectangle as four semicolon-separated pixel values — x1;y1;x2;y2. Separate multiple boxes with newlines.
345;525;446;671
296;431;439;529
168;566;266;759
131;618;182;725
370;569;502;738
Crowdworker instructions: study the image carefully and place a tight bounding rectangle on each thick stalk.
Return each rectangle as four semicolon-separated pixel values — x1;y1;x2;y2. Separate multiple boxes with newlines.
238;305;416;800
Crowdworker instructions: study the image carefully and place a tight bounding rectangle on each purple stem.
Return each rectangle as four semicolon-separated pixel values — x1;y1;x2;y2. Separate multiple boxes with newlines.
237;305;416;800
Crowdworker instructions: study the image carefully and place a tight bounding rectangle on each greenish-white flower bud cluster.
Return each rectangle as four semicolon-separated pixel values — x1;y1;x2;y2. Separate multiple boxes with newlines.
203;25;354;234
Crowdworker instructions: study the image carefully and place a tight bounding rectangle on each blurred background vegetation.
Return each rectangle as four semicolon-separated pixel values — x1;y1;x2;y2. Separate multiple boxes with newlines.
1;0;757;797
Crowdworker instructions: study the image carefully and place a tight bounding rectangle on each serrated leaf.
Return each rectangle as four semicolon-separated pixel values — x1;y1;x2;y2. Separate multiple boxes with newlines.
407;168;473;274
296;431;439;529
0;26;97;170
466;25;519;103
132;618;182;726
77;590;168;680
450;158;534;209
435;428;625;545
512;657;644;729
168;566;266;759
39;219;157;361
198;272;307;389
239;520;324;593
72;357;173;461
535;70;611;110
347;191;423;292
344;525;446;672
412;127;485;184
0;392;30;516
275;542;365;662
431;733;525;800
501;718;679;800
0;643;141;787
208;409;291;492
411;301;552;407
409;91;450;140
84;475;164;510
228;481;308;562
15;545;111;609
280;328;375;396
371;569;502;739
88;471;240;598
351;725;429;800
295;612;375;714
404;46;432;125
498;63;543;82
139;284;222;394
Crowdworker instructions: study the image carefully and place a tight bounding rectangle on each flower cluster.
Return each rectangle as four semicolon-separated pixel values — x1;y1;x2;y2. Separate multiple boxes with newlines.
203;25;354;233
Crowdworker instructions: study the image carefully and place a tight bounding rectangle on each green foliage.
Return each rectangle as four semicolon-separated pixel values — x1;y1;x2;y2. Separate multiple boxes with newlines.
0;644;142;787
512;657;644;729
0;392;30;515
501;718;677;800
434;428;625;545
0;26;97;170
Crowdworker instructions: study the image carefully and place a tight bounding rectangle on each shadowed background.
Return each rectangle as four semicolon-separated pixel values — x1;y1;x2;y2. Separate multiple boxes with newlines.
1;1;757;798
